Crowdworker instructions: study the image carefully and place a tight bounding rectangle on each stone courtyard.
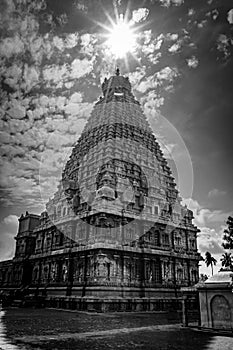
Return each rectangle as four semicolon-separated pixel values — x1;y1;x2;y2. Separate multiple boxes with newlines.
0;308;233;350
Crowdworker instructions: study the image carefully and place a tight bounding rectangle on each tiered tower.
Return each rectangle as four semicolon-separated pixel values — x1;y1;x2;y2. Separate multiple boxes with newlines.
41;69;201;298
0;70;200;306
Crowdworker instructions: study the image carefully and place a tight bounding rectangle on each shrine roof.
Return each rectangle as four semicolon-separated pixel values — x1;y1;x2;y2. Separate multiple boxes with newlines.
205;269;233;284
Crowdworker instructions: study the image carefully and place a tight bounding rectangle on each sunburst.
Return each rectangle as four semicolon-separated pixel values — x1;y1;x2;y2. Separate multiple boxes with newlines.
94;4;142;70
105;14;137;58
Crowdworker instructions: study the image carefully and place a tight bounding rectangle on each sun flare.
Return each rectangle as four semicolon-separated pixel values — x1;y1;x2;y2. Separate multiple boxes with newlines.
106;14;137;58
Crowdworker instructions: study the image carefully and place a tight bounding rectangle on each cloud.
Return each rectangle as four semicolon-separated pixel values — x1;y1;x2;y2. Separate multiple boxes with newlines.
211;9;219;21
6;99;26;119
0;35;24;58
168;42;181;53
127;66;146;90
74;1;88;13
186;56;199;68
208;188;226;198
216;34;231;59
0;0;97;211
156;66;179;81
227;9;233;24
197;225;226;276
65;33;79;49
132;8;149;23
182;198;231;229
0;215;18;261
142;32;164;52
136;66;179;93
3;215;18;226
42;57;95;88
197;19;207;29
71;57;95;79
181;198;229;275
137;75;158;93
166;33;179;41
80;33;98;57
0;97;92;208
53;36;65;51
142;90;165;109
197;226;225;256
188;9;195;16
158;0;184;7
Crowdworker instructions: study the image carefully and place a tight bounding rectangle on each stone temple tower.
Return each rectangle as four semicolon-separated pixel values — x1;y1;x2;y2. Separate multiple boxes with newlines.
0;70;201;308
44;69;200;299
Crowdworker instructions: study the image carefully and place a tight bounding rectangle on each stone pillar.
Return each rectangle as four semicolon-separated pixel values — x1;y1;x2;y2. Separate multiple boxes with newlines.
187;259;191;286
66;252;74;296
172;257;177;296
81;251;88;297
185;230;189;251
38;261;42;285
121;252;124;283
171;230;175;249
41;232;45;252
47;261;52;284
113;254;120;283
182;296;188;327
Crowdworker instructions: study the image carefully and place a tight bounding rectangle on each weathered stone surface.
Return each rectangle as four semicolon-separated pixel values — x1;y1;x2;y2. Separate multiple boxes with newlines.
0;72;201;305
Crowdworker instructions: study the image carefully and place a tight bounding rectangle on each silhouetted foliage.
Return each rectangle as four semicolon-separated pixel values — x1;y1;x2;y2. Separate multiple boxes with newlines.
199;273;208;282
222;216;233;250
220;252;233;270
205;251;217;276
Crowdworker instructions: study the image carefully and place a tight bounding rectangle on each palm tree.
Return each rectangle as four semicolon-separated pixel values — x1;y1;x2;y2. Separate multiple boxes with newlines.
220;252;233;270
205;251;217;276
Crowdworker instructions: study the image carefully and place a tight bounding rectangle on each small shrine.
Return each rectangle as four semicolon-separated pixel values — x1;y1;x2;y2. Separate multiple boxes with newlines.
197;269;233;330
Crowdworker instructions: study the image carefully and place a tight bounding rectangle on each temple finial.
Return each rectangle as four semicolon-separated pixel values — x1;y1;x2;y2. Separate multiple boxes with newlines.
115;66;120;76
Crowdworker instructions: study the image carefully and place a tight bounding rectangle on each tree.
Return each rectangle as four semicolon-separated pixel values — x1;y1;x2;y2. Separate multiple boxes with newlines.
205;251;217;276
222;216;233;250
220;252;233;270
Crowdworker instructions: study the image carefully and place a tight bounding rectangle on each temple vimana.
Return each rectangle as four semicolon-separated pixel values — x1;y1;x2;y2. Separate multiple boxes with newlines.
0;70;201;311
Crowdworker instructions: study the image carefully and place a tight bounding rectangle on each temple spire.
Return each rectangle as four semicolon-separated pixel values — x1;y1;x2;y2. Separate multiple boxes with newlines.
115;66;120;76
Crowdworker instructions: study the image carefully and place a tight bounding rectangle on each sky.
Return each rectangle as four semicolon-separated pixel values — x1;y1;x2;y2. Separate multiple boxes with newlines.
0;0;233;276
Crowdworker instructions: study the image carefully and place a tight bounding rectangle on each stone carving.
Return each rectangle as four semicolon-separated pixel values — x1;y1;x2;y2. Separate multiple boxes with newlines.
211;295;232;329
0;72;201;300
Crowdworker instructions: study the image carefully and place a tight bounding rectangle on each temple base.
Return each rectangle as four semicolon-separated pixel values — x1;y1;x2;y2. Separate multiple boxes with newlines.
45;295;183;313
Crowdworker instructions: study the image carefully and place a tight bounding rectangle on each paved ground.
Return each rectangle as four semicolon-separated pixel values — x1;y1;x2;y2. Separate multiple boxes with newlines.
0;307;233;350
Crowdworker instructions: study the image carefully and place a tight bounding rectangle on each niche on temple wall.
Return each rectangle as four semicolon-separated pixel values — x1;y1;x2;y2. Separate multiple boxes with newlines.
61;262;68;282
50;262;58;282
44;233;51;251
74;259;84;282
161;231;170;246
176;263;184;283
190;268;198;283
42;264;49;283
75;221;86;243
96;254;112;280
57;205;62;217
62;207;67;216
162;259;171;282
32;264;40;283
174;230;185;249
189;234;197;250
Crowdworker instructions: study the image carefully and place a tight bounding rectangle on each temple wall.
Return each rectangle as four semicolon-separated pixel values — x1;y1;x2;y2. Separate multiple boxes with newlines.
199;287;233;329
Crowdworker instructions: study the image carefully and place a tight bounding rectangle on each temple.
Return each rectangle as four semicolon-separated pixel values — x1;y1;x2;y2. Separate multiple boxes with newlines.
0;71;201;311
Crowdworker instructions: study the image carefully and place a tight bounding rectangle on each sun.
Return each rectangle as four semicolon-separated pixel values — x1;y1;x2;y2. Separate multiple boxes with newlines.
105;14;137;58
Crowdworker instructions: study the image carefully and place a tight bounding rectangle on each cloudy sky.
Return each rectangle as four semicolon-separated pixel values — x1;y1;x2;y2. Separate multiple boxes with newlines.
0;0;233;275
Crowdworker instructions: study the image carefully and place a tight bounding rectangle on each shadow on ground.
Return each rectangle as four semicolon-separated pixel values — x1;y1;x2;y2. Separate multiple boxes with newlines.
0;308;233;350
